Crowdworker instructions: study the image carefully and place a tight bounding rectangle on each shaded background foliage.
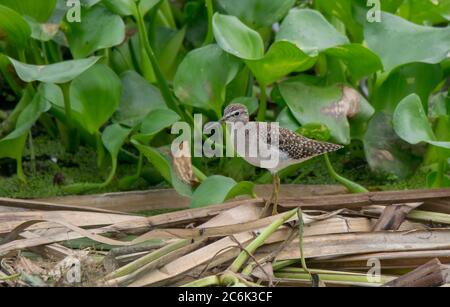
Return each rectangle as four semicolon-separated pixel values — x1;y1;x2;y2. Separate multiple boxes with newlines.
0;0;449;206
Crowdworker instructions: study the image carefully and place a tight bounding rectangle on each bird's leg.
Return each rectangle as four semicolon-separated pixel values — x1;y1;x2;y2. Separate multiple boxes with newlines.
260;173;277;217
272;173;280;215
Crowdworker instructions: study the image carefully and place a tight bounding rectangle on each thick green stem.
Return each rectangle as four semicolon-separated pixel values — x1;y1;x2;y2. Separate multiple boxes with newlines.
60;82;78;152
256;83;267;121
134;6;189;124
229;209;297;273
203;0;214;46
28;132;36;175
324;154;368;193
106;239;191;279
182;275;220;287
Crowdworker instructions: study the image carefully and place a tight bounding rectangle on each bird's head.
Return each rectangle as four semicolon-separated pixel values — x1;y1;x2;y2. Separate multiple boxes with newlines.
220;104;249;124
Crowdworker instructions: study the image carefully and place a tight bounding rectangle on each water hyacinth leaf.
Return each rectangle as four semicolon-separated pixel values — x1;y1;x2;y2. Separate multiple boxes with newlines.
132;141;192;197
102;124;132;181
70;64;121;134
0;0;57;22
174;44;241;113
24;17;59;41
64;5;125;58
425;116;450;166
8;56;100;83
393;94;450;149
276;9;349;57
230;97;259;115
190;175;254;208
215;0;295;28
276;107;300;131
212;13;264;60
279;82;371;144
364;112;422;178
398;0;450;25
113;71;166;127
0;4;31;48
365;12;450;71
102;0;137;16
314;0;363;42
133;108;180;143
156;26;187;79
372;63;443;113
246;41;312;85
324;44;383;80
0;85;52;180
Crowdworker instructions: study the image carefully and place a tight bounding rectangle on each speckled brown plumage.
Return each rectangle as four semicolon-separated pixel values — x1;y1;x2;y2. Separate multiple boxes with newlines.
222;103;343;161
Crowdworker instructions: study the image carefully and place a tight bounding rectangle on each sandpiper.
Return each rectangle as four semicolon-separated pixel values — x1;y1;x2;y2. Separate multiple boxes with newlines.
218;104;343;216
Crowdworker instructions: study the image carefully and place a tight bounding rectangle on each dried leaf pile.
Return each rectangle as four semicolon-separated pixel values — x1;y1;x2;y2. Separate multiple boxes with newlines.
1;186;450;287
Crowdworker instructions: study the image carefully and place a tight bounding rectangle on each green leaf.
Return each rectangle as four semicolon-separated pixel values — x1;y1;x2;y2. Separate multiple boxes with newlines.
0;84;52;181
314;0;363;42
0;4;31;48
156;27;187;79
276;9;349;57
113;71;166;127
134;108;180;143
102;0;137;16
398;0;450;25
371;63;443;113
70;64;121;134
64;5;125;58
215;0;295;28
174;44;241;113
393;94;450;149
190;175;254;208
279;82;372;144
324;44;383;80
24;17;59;41
212;13;264;60
365;12;450;71
363;112;422;178
132;141;192;197
246;41;312;85
8;56;100;84
0;0;56;22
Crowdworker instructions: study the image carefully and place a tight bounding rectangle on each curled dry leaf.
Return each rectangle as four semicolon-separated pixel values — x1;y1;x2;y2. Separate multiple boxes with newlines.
172;140;198;186
320;86;361;121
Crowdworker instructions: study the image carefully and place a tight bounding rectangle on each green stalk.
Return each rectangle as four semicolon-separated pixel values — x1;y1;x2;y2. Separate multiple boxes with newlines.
229;209;297;273
202;0;214;46
256;82;267;121
28;132;36;175
407;210;450;225
275;272;393;286
134;5;189;124
193;165;207;182
182;275;220;287
324;154;368;193
297;209;312;281
60;82;78;152
95;131;106;168
106;239;191;279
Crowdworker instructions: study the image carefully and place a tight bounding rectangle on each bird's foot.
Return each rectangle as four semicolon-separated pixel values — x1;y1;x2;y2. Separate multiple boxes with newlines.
272;202;278;216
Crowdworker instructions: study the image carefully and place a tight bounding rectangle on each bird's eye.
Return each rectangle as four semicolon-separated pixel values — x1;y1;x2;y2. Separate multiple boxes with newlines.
233;111;240;117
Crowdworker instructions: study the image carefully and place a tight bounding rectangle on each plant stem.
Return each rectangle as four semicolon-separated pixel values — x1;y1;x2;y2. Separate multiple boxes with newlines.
182;275;220;287
324;154;368;193
256;82;267;121
106;239;191;279
203;0;214;46
28;132;36;175
297;209;312;282
134;6;190;124
229;209;297;273
60;82;78;152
